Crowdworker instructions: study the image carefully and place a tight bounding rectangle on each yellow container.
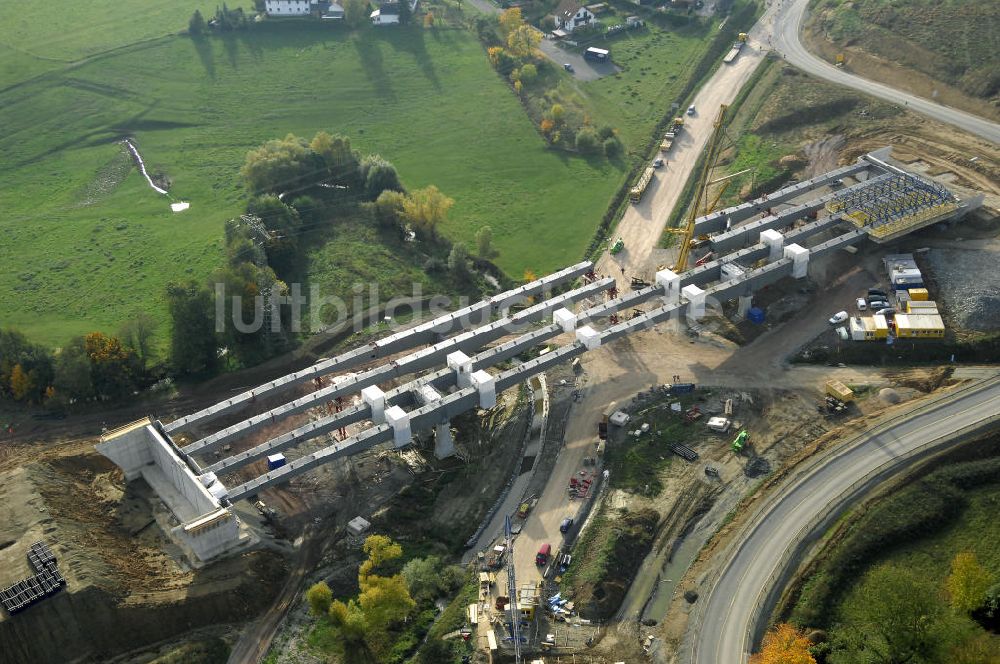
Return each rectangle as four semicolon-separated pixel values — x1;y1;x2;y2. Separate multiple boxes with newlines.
908;288;929;301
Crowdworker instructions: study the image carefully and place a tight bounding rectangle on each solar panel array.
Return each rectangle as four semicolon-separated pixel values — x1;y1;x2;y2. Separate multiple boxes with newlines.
0;541;65;615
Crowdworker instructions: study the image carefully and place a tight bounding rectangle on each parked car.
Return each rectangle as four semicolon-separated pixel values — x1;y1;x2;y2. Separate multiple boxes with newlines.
876;307;896;317
563;63;574;72
869;300;888;311
652;157;664;168
829;311;848;325
687;104;697;116
867;288;887;299
560;517;574;533
856;297;867;311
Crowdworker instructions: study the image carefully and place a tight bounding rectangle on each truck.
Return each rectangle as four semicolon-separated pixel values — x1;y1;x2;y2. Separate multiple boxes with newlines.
723;41;743;64
660;117;685;152
630;166;655;202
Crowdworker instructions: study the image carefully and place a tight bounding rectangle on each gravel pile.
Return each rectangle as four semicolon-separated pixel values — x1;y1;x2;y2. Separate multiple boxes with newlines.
925;247;1000;332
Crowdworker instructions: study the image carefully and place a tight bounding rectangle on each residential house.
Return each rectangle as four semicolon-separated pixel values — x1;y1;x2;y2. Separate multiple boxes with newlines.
371;2;400;24
323;2;345;18
553;0;594;33
265;0;312;16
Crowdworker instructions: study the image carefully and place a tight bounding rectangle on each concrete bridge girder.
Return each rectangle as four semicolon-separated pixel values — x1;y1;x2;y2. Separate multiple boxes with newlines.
694;161;872;236
165;261;596;435
182;277;615;457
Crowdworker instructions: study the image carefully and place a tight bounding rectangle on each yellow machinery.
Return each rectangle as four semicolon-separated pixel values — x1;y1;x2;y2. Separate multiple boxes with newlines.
674;104;729;272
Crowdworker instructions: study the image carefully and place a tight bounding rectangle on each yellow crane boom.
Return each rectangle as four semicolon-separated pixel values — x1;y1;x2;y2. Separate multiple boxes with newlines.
675;104;729;272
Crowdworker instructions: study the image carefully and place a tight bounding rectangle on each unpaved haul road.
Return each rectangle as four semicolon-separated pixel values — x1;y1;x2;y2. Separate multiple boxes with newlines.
771;0;1000;144
595;8;779;288
692;374;1000;664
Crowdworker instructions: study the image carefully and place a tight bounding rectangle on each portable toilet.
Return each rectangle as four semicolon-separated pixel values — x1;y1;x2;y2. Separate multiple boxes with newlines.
748;307;765;324
266;453;287;471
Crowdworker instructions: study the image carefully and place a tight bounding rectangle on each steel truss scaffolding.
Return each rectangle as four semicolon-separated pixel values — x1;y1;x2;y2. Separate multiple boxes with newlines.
826;172;958;240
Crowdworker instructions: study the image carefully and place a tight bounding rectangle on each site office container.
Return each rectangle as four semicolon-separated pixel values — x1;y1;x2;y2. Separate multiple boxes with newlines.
536;543;552;565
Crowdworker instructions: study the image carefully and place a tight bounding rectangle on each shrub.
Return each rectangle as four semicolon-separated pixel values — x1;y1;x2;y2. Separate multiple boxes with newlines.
575;127;601;154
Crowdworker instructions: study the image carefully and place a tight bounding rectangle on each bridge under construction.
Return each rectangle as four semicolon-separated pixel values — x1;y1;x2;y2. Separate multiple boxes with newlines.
97;147;981;562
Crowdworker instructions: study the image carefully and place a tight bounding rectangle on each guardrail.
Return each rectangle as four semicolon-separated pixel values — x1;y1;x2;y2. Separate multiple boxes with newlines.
689;373;1000;664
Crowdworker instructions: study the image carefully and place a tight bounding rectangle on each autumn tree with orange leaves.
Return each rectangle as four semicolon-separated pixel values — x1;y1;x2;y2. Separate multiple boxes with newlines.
749;623;816;664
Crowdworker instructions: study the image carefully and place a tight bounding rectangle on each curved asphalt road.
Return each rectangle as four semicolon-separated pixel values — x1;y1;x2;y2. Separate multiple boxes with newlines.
694;375;1000;664
771;0;1000;144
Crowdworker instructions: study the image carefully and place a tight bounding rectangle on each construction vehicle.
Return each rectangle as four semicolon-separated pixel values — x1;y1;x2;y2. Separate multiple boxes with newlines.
835;53;845;67
610;237;625;254
660;117;685;152
723;40;744;64
630;167;656;203
675;105;729;272
731;430;749;453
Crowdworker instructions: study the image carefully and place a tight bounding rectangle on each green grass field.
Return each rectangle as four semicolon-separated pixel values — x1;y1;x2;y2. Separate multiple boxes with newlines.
577;22;716;148
0;22;624;346
0;0;217;88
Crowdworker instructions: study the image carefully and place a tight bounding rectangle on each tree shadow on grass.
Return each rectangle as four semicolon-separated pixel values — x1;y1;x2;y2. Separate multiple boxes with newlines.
221;34;240;70
373;26;440;92
353;36;396;101
189;36;216;80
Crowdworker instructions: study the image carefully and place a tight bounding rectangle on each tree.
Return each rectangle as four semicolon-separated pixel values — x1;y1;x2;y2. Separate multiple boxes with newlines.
84;332;136;400
575;127;601;154
519;63;537;84
360;155;403;200
307;581;333;616
402;185;454;238
498;7;523;37
514;79;523;96
245;195;304;279
550;103;566;124
343;0;369;27
603;135;623;158
309;131;360;187
946;552;994;614
448;242;470;278
507;23;541;59
241;133;319;194
358;572;415;630
475;225;496;259
360;534;404;578
829;564;947;664
329;599;369;644
166;281;218;376
9;364;33;401
396;0;411;24
119;313;156;371
0;329;54;403
374;189;408;229
402;556;460;603
749;623;816;664
53;337;94;402
189;9;207;35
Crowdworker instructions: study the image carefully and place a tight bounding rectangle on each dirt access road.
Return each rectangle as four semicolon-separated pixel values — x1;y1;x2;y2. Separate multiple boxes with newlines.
595;11;777;288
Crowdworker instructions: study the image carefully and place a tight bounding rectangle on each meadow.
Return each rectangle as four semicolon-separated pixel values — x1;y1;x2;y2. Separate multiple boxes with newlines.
0;22;624;346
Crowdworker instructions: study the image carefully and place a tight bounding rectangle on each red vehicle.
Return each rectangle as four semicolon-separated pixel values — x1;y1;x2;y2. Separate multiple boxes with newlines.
536;543;552;566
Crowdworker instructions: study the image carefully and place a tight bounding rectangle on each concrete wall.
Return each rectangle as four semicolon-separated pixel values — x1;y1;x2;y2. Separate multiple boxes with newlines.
147;427;219;516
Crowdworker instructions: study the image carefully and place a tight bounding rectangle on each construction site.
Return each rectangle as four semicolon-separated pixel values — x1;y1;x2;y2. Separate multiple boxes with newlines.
2;9;999;659
0;134;986;664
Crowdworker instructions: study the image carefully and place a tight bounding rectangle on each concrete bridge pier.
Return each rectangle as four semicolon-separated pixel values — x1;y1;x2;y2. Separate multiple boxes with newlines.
737;294;753;319
434;421;455;459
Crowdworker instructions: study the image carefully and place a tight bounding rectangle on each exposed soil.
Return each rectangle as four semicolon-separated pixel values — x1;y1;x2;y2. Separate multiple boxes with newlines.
0;436;288;664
